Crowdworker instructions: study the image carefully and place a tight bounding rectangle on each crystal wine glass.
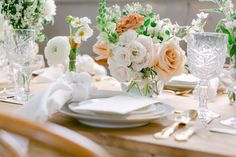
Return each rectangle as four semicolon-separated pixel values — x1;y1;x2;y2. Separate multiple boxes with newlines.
4;29;35;101
187;32;227;122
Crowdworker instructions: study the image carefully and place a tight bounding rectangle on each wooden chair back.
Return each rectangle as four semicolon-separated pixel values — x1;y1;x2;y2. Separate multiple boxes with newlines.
0;113;111;157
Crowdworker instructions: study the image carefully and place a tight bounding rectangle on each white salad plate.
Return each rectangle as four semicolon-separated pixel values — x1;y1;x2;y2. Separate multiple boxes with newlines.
59;100;174;128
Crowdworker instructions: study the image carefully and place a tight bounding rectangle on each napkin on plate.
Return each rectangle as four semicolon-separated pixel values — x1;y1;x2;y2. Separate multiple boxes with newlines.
18;72;124;121
69;95;159;115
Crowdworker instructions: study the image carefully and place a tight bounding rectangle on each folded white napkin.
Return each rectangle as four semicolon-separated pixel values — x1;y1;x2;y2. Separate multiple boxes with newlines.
32;64;65;83
168;74;198;86
69;95;158;115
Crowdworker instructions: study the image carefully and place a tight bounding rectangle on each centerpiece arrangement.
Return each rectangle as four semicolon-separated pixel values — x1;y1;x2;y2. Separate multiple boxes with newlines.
93;0;208;96
1;0;56;41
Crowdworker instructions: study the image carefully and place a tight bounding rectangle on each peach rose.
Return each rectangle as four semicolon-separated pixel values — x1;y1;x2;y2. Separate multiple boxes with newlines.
116;13;144;35
154;41;186;81
93;39;112;60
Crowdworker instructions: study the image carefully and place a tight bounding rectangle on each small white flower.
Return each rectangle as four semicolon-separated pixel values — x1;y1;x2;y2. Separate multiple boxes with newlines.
74;25;93;44
225;20;236;29
197;12;208;19
71;17;91;28
43;0;56;21
44;36;70;66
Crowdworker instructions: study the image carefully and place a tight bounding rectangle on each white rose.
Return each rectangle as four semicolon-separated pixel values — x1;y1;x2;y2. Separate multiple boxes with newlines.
108;58;131;82
112;46;131;66
128;39;149;71
44;36;70;66
153;41;186;81
119;29;137;45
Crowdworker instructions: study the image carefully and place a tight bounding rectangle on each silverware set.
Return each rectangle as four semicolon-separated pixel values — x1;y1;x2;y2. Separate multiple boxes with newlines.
154;109;198;141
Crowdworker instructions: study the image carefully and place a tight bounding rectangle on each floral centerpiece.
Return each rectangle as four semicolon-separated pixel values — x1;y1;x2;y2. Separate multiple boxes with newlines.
200;0;236;104
93;0;208;96
1;0;56;41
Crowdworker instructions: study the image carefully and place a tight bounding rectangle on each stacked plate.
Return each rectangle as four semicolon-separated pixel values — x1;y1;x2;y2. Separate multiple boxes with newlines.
165;74;198;90
60;95;174;128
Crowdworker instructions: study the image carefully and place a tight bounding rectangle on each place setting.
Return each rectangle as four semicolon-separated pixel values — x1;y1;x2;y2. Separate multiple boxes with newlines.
0;0;236;156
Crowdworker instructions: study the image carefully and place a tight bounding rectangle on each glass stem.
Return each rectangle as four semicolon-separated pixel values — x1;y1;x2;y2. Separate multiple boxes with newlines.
198;80;209;110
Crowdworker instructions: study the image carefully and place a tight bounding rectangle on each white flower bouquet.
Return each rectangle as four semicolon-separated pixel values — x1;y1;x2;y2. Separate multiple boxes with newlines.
93;0;208;96
1;0;56;41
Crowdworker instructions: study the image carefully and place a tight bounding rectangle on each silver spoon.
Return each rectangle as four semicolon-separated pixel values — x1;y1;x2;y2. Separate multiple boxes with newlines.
154;109;198;139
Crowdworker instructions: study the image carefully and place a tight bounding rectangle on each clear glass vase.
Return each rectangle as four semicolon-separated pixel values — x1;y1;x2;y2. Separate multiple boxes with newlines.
69;37;79;72
123;77;164;97
227;55;236;105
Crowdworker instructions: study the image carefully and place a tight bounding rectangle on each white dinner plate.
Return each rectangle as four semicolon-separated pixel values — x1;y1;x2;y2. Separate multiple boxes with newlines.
59;102;174;128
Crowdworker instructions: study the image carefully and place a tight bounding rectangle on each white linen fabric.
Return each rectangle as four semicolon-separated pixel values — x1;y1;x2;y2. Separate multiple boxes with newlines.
18;72;92;121
18;72;123;122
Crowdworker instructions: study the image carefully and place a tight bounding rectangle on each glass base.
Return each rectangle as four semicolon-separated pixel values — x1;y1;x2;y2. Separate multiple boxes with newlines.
221;117;236;128
5;87;20;95
198;108;220;123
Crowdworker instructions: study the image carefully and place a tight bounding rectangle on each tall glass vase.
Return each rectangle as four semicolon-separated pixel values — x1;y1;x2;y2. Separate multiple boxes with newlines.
4;29;35;101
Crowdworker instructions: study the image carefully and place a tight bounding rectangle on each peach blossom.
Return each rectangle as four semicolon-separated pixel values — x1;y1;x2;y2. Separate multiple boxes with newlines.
116;13;144;35
93;39;112;60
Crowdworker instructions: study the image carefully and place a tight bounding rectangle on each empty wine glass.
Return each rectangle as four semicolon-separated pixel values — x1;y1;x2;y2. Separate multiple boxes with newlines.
4;29;35;101
187;32;227;122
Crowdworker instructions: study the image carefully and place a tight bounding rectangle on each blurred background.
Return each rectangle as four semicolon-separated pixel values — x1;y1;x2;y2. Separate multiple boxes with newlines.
40;0;235;56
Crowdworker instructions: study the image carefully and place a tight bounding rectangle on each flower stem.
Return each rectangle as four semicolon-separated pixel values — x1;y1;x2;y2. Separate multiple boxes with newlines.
69;47;78;72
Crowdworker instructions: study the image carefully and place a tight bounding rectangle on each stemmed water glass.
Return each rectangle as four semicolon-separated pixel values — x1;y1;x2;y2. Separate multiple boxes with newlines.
187;32;227;123
4;29;35;101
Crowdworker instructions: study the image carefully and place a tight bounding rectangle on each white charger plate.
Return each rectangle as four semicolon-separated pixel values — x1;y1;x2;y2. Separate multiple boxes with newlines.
59;102;174;128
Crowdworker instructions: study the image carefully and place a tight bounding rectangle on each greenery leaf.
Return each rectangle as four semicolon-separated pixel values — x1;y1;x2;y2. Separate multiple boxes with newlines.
230;44;236;58
144;19;151;26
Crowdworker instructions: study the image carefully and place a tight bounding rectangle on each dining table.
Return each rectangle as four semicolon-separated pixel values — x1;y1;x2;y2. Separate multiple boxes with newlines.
0;78;236;157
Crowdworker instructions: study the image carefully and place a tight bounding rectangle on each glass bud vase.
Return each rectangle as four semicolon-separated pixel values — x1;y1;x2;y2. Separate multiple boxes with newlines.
227;55;236;105
69;37;79;72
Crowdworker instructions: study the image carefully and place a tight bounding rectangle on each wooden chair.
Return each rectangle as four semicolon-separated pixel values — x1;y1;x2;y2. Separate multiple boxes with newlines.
0;113;111;157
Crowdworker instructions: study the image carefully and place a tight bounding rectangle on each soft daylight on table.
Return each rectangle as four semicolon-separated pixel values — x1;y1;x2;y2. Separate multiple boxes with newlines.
0;0;236;157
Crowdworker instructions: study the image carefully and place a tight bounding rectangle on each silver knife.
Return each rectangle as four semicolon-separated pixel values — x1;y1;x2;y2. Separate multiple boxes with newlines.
209;127;236;136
